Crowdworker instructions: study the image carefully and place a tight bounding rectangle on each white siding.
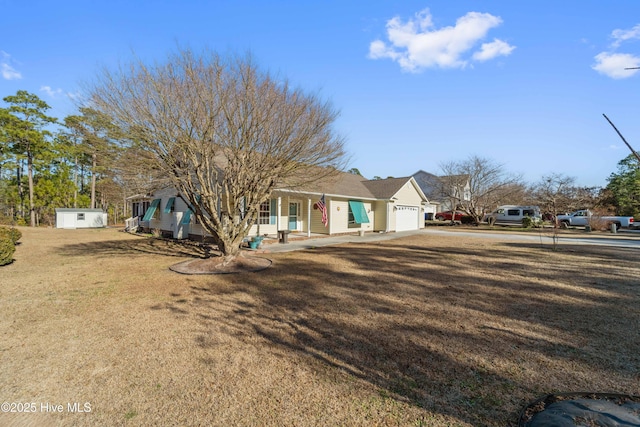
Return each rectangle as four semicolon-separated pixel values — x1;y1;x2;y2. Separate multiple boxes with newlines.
55;210;106;229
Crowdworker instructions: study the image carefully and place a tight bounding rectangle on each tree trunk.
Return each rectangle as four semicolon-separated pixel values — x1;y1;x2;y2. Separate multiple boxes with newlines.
90;153;97;209
213;234;244;261
80;164;85;194
17;164;24;219
73;155;78;208
28;154;35;227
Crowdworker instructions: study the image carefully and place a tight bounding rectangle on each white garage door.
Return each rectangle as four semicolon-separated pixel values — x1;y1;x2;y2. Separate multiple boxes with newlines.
395;205;420;231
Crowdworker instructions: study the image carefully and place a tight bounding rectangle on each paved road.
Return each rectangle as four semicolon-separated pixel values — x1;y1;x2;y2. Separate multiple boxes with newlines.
262;227;640;253
422;228;640;249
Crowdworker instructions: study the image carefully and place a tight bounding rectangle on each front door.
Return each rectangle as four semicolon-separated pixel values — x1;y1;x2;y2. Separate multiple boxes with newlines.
288;202;299;230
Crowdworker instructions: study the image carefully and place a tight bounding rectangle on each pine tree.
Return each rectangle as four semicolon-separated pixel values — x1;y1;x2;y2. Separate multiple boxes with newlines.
2;91;57;226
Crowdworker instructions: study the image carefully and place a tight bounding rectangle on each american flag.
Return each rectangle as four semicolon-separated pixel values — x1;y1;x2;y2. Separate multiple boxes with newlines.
317;194;328;227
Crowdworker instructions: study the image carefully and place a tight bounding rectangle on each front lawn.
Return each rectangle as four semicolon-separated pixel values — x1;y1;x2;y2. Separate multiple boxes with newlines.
1;227;638;426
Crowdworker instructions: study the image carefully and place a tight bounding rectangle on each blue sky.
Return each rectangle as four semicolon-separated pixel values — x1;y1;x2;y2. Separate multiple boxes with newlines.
2;1;640;187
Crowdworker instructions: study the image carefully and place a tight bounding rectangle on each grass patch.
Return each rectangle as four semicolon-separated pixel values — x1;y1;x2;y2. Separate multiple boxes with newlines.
0;226;638;426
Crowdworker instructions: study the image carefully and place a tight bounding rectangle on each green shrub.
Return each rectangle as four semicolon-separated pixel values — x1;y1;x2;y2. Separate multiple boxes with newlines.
0;235;15;266
521;216;537;228
9;227;21;244
0;227;21;244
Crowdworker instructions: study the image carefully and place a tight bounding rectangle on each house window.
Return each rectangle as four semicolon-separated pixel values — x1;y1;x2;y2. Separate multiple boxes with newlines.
258;201;270;224
77;213;85;221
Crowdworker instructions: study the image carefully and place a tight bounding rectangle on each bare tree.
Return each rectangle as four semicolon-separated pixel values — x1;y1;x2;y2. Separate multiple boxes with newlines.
439;155;523;223
87;48;347;261
531;174;604;222
531;173;576;225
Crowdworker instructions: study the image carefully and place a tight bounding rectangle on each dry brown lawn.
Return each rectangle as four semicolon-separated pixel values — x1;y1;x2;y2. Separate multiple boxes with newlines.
1;226;639;427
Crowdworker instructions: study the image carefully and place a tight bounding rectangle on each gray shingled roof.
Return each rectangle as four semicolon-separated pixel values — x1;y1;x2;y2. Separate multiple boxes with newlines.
283;172;423;201
287;170;377;199
362;177;413;199
412;170;443;199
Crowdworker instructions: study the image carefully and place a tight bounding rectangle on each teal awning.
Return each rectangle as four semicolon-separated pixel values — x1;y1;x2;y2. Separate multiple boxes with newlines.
142;199;161;221
164;197;175;213
181;209;192;224
181;195;201;225
348;200;370;224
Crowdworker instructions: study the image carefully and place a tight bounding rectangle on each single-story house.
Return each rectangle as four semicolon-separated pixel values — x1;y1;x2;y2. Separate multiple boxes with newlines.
126;172;435;240
55;208;108;229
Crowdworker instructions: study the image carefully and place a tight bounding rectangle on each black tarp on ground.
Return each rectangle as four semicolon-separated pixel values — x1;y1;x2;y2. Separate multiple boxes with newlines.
519;393;640;427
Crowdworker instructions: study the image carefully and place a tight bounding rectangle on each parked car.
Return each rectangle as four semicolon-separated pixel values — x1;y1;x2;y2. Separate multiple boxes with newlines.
483;205;542;226
435;210;465;221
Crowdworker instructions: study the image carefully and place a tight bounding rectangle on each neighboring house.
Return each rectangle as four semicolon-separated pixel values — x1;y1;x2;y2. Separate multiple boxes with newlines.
55;208;107;229
126;172;433;240
412;170;470;213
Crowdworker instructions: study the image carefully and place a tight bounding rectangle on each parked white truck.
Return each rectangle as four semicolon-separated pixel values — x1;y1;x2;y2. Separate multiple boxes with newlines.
556;210;635;230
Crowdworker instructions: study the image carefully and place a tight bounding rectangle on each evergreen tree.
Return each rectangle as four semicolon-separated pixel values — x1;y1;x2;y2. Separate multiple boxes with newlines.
64;107;120;209
2;91;57;226
604;155;640;216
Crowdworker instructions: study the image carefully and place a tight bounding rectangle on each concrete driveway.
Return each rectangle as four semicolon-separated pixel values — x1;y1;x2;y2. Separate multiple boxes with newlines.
261;229;427;253
261;227;640;253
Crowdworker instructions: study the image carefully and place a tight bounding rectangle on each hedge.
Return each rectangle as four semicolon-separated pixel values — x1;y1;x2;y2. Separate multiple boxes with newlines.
0;235;15;266
0;226;21;244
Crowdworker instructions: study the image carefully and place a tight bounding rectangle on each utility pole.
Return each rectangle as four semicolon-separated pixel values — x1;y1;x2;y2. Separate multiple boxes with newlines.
602;113;640;163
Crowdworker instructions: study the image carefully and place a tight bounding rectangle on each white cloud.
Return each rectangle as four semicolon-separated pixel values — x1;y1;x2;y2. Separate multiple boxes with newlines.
40;86;63;97
66;91;82;101
611;24;640;48
1;63;21;80
1;51;22;80
594;23;640;79
368;8;515;72
472;39;516;61
592;52;640;79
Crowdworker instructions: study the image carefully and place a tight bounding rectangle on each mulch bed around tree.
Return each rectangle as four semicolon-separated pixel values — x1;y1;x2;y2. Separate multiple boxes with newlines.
169;253;272;274
519;392;640;426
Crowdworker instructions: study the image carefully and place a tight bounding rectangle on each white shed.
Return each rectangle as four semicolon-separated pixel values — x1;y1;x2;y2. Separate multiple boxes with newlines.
55;208;107;229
